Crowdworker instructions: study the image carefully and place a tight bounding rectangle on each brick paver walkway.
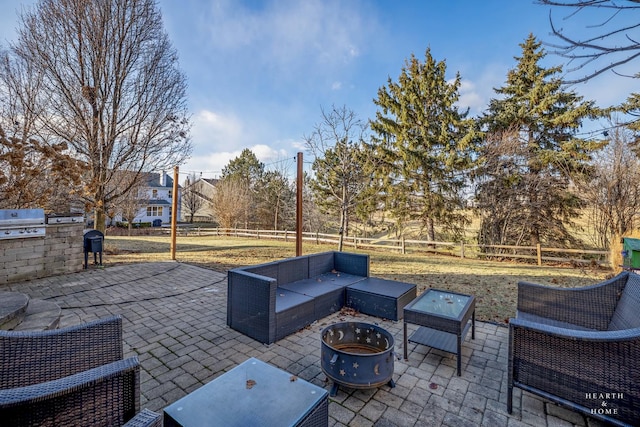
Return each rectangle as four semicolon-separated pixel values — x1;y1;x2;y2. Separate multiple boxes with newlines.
4;261;607;426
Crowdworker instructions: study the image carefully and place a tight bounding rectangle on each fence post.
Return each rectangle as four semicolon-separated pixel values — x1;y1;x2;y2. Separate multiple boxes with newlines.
460;242;465;258
354;235;357;249
401;237;406;255
537;243;542;266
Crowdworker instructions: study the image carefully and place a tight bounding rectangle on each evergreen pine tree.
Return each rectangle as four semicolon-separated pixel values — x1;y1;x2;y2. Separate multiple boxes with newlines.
476;34;603;248
369;48;476;240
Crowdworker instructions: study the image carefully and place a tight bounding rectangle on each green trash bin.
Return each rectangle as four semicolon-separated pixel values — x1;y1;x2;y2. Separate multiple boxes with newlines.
622;237;640;269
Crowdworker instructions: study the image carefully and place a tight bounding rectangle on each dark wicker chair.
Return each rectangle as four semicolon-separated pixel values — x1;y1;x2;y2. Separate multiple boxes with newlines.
0;315;161;426
508;271;640;426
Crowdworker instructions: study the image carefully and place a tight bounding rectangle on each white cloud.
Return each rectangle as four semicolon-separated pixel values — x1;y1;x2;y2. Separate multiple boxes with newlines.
181;144;292;179
251;144;288;164
331;81;342;90
190;109;244;150
182;110;298;178
452;62;512;117
457;79;486;114
286;138;307;152
202;0;372;76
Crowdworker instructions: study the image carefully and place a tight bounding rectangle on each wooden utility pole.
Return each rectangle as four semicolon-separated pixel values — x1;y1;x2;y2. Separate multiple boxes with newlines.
296;152;303;256
171;166;179;260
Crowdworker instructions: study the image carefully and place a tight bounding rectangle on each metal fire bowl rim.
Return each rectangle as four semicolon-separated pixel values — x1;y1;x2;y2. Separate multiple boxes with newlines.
321;321;395;355
327;377;391;390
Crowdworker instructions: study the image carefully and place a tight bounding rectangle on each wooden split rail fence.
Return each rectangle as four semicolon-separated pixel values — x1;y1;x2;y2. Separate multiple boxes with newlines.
171;226;610;267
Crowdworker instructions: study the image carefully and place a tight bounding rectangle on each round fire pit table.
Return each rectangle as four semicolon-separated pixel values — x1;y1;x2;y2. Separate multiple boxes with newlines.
321;321;396;396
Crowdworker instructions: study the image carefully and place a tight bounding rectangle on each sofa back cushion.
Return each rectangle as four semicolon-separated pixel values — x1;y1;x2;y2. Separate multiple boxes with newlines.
277;256;309;284
308;252;335;277
335;252;369;277
608;274;640;331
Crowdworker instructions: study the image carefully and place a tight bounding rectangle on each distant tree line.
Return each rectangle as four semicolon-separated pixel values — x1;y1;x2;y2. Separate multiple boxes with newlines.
200;34;639;251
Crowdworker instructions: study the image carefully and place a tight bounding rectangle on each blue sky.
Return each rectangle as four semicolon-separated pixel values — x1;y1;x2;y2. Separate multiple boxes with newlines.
1;1;638;180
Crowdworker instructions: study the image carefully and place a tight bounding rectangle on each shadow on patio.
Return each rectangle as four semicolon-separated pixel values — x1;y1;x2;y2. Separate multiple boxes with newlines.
4;262;610;427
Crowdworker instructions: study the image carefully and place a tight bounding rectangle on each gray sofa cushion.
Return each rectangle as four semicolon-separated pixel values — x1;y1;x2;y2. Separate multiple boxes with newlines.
275;288;314;314
280;272;366;319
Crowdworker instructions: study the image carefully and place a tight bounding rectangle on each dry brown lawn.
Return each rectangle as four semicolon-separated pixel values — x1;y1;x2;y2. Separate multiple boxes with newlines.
104;234;612;325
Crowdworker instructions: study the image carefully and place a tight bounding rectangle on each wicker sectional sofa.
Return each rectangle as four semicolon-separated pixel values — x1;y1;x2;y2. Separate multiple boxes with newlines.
227;251;369;344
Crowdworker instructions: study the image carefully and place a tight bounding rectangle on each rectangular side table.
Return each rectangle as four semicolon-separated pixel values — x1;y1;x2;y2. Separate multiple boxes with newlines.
164;358;328;427
403;289;475;376
346;277;417;321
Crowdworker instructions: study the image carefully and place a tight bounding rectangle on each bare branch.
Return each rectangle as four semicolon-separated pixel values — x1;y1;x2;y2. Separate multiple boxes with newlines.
540;0;640;82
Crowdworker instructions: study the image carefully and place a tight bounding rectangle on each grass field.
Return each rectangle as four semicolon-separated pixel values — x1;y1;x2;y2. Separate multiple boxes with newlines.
104;234;612;324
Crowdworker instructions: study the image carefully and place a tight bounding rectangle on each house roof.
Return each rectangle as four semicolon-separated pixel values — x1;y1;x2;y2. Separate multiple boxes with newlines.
145;172;180;188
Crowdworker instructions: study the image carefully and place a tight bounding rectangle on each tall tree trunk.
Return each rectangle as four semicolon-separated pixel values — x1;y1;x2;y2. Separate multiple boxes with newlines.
95;208;106;233
427;217;436;241
338;208;346;252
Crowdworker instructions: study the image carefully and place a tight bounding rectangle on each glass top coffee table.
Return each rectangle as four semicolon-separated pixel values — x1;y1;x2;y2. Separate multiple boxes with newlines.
164;358;328;426
403;289;475;376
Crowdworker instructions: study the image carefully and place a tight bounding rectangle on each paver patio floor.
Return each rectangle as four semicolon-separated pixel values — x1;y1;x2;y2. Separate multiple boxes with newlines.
4;261;609;426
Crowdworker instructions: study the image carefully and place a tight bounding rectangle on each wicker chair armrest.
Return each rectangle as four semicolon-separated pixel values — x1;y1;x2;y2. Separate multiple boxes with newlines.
509;317;640;342
509;318;640;424
0;357;140;425
123;408;163;427
228;270;277;304
227;269;278;343
0;315;124;389
516;273;627;329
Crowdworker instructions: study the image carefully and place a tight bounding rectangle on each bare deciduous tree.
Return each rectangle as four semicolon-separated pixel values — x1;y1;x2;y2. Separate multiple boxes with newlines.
211;177;250;229
581;124;640;248
0;47;82;210
304;105;371;251
113;172;149;235
8;0;191;231
474;127;587;250
301;171;328;234
182;173;206;223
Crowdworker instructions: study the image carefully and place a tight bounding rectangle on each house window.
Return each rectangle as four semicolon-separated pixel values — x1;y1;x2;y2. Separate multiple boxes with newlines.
168;190;172;199
146;206;163;216
152;189;158;198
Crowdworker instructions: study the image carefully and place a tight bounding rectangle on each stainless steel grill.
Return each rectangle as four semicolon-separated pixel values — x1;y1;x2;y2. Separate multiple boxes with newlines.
0;209;46;240
46;213;84;225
